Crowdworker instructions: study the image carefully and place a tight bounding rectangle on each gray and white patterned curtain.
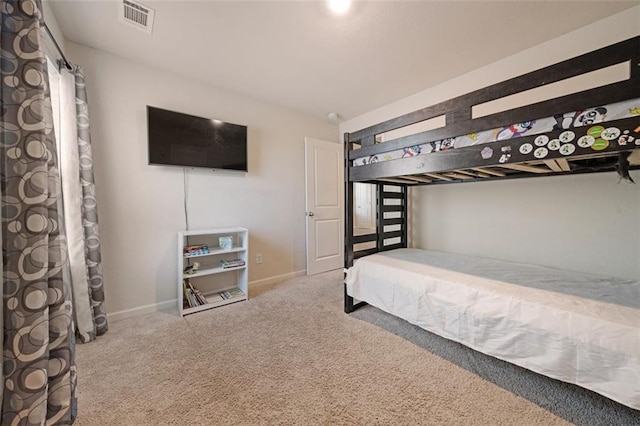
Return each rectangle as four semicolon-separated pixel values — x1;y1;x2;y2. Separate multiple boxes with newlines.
1;0;77;423
59;65;107;343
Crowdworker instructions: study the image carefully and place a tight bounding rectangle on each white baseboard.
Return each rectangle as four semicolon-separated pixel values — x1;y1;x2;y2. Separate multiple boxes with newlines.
107;298;177;322
107;269;307;322
249;269;307;289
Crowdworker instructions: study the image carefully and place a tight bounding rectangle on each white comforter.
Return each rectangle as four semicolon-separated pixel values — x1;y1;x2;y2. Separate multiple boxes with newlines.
345;248;640;409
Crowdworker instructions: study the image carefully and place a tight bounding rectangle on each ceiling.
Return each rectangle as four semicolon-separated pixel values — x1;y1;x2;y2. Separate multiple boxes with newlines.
48;1;639;122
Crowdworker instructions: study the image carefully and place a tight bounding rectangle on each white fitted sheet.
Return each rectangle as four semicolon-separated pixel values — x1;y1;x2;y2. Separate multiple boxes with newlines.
345;248;640;409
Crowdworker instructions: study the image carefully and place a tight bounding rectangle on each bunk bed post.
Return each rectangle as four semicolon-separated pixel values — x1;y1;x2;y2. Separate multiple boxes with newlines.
344;131;355;313
376;183;384;251
401;186;408;248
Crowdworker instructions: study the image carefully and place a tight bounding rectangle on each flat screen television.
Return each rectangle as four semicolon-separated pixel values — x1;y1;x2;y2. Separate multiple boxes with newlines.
147;106;247;171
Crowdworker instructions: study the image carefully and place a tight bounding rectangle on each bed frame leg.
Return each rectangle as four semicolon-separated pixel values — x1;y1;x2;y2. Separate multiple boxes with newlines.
344;284;354;313
344;282;367;313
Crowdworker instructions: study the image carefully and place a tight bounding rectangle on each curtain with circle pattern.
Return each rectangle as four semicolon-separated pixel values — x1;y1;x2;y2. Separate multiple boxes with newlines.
74;64;108;339
1;0;77;423
59;64;108;343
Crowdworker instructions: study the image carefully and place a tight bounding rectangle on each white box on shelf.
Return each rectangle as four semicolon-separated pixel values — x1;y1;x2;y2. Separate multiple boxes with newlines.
218;236;233;250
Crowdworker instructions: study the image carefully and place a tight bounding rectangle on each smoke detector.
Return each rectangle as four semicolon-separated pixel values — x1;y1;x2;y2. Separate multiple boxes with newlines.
118;0;155;34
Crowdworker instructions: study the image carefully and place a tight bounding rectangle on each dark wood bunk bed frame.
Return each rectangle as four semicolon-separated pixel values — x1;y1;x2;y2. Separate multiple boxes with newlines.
344;35;640;313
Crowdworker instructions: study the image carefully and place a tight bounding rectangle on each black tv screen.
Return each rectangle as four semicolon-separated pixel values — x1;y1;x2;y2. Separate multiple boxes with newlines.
147;106;247;171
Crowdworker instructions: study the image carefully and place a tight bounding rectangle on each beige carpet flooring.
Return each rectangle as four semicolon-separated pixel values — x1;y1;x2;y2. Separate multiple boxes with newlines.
74;270;569;425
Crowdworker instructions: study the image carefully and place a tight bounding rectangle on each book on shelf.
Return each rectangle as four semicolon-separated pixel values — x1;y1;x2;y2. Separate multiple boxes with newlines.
227;288;244;297
220;259;245;269
183;279;208;308
188;290;198;307
184;244;210;257
208;292;224;301
182;280;192;308
188;281;208;305
219;288;245;300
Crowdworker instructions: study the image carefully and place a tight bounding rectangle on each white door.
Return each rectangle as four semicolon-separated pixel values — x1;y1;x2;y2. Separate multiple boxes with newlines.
305;137;343;275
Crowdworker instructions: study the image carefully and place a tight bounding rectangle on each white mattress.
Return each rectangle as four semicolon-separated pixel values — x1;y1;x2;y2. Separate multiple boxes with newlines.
345;248;640;410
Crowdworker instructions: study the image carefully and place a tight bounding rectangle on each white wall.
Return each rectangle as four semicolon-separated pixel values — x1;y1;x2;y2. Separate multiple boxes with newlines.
41;0;67;66
65;42;338;317
341;6;640;280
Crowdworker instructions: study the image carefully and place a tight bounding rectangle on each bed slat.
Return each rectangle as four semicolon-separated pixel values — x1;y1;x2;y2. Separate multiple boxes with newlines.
425;173;454;181
455;170;491;178
500;163;551;174
556;158;571;172
377;177;416;184
472;167;506;177
403;175;433;183
444;172;474;180
543;160;563;173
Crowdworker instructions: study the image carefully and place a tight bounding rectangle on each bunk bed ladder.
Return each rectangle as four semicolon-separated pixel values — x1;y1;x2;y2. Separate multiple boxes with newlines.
377;184;408;252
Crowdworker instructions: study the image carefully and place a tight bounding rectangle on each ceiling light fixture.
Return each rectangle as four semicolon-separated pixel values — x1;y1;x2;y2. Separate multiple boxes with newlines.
328;0;351;15
327;112;340;122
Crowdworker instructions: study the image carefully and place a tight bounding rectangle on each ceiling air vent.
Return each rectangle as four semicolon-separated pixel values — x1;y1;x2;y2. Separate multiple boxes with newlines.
118;0;155;34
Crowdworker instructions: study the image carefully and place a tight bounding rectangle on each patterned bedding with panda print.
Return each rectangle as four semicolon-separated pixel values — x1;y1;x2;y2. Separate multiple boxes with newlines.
353;98;640;166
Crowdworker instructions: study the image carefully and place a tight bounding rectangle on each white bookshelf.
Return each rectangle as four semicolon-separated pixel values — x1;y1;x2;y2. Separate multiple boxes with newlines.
178;227;248;316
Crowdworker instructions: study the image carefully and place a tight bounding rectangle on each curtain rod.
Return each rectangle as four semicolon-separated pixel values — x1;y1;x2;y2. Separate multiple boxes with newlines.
43;22;72;70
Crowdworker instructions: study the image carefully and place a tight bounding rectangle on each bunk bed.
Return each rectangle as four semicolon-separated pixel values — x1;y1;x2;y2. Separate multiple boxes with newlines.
343;36;640;410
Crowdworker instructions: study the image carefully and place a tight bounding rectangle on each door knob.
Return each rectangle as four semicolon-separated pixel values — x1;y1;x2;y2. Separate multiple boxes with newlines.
307;212;315;217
